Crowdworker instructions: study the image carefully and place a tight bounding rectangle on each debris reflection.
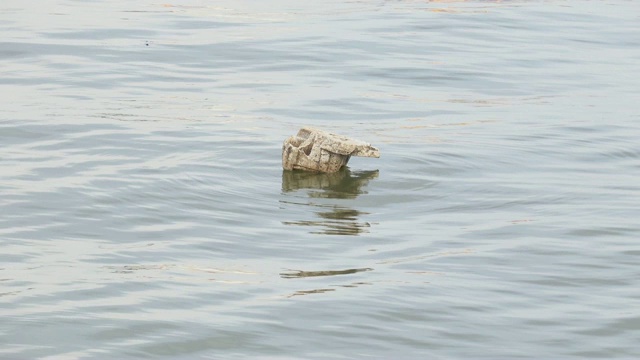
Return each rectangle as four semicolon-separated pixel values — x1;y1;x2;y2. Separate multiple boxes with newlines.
286;288;336;298
280;168;379;235
280;267;373;279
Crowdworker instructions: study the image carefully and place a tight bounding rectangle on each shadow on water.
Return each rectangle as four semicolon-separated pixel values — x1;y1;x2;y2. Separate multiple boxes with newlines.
280;168;379;235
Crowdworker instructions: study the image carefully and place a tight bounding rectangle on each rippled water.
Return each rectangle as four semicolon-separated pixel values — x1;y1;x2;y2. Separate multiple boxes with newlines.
2;0;640;358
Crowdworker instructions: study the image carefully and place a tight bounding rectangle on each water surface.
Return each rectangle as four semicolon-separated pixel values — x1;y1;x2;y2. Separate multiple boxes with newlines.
1;0;639;358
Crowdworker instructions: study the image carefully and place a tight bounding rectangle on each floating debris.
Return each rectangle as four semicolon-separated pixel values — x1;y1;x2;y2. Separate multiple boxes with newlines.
282;127;380;173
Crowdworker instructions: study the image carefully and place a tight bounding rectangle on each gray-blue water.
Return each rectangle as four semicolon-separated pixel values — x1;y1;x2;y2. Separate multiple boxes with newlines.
1;1;639;358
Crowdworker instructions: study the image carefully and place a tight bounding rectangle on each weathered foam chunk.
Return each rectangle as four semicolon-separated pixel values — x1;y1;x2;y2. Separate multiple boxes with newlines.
282;127;380;173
